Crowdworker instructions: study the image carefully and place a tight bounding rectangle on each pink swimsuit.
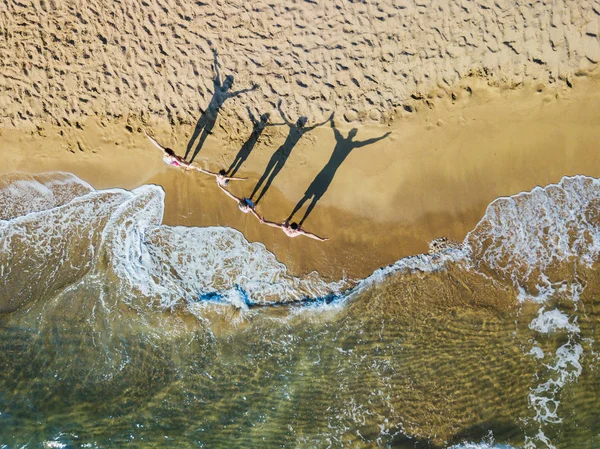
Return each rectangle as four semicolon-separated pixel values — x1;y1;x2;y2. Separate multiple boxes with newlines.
164;156;182;167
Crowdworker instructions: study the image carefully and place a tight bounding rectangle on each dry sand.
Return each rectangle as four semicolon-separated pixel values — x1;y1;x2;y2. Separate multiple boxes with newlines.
1;0;600;280
2;0;599;130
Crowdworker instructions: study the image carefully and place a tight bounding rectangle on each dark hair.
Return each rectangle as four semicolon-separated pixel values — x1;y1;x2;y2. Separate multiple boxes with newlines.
218;169;226;176
238;198;252;210
165;148;175;156
290;222;299;230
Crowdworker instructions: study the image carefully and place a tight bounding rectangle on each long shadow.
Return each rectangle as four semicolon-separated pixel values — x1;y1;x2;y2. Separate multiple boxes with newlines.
185;50;256;164
226;107;279;177
287;122;390;225
250;101;332;205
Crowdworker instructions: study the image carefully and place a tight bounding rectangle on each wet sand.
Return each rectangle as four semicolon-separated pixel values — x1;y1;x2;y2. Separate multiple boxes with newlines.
3;75;600;280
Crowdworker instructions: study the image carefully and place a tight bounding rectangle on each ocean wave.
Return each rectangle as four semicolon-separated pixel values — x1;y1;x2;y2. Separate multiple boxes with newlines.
1;171;600;447
0;174;348;314
448;442;517;449
461;175;600;448
465;175;600;298
3;173;600;314
0;172;93;220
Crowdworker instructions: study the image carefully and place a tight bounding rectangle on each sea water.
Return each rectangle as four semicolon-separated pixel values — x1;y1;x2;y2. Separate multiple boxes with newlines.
0;172;599;448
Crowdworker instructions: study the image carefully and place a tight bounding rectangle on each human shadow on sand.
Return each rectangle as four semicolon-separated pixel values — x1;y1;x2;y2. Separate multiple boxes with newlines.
250;101;333;205
287;121;390;225
185;49;257;164
226;107;281;177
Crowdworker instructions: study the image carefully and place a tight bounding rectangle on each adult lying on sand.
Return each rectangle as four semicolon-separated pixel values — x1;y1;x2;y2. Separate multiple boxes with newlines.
144;130;245;185
218;183;262;221
259;218;328;241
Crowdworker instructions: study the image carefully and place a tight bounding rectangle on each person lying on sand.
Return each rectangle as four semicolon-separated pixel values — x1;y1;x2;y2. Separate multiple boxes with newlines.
144;130;245;185
197;168;247;187
218;183;262;221
259;218;328;241
144;130;192;169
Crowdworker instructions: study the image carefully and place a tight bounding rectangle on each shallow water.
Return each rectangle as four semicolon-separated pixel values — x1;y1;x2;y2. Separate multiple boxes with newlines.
0;172;599;448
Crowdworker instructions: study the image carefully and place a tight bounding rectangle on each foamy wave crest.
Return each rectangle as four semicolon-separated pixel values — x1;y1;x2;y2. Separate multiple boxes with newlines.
100;185;347;308
448;443;517;449
0;173;346;313
465;175;600;298
345;246;468;300
528;341;583;425
0;172;93;220
0;187;130;312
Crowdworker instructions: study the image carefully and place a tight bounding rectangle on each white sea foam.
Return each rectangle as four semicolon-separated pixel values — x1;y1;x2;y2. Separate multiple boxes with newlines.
448;443;517;449
0;175;347;312
0;172;93;220
344;245;468;301
529;308;580;334
463;176;600;448
99;185;348;308
529;345;545;360
0;186;130;311
528;341;583;422
1;171;600;447
465;175;600;296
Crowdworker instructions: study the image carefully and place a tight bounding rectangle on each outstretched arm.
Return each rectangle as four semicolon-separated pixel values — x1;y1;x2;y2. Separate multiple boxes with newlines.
223;174;247;181
260;218;284;229
249;208;262;221
300;229;329;241
277;99;294;126
218;183;241;203
144;130;168;154
192;166;247;182
191;166;218;176
306;111;335;132
355;131;391;148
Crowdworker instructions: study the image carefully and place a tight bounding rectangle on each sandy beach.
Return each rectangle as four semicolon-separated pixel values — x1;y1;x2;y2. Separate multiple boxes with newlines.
3;2;600;447
1;0;600;280
2;74;600;280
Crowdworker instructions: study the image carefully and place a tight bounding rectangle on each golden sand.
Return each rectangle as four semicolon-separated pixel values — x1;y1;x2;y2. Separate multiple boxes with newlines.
3;75;600;280
2;0;598;129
